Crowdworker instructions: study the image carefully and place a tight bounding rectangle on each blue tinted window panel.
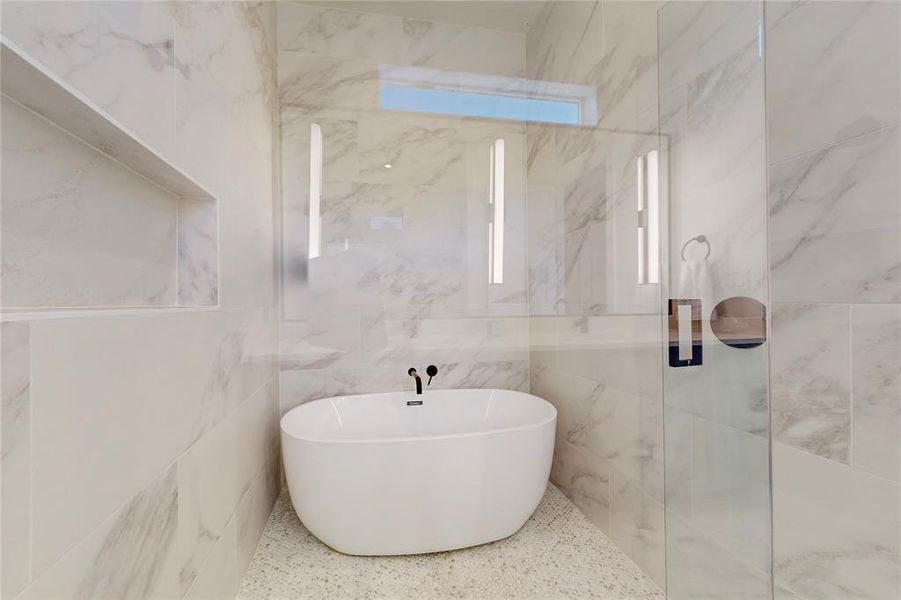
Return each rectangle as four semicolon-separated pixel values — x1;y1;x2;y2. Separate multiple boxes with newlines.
379;83;580;125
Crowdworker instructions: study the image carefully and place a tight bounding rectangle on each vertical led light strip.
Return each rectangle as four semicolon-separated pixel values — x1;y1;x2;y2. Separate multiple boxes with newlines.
308;123;323;260
489;138;505;284
637;149;659;285
646;149;660;285
637;154;647;283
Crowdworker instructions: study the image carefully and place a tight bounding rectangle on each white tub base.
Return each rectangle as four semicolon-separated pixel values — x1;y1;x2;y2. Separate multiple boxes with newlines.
280;388;556;555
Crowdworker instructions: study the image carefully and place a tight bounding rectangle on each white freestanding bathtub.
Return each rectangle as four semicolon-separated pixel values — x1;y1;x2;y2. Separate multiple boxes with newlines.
280;388;556;555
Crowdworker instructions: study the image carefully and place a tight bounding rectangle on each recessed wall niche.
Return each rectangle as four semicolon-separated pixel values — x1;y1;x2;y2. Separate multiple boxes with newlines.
0;39;218;312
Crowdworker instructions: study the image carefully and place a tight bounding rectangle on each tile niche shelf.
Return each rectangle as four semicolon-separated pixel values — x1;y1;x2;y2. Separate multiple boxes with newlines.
0;37;219;319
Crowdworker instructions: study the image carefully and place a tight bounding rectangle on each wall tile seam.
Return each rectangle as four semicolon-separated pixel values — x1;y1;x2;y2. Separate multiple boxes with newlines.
849;303;855;470
20;372;279;593
237;373;280;411
766;119;901;170
774;439;901;488
180;459;278;600
276;3;530;44
274;47;526;76
772;303;901;484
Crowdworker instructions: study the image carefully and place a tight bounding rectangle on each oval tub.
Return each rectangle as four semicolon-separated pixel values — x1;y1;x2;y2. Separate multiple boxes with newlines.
281;388;556;556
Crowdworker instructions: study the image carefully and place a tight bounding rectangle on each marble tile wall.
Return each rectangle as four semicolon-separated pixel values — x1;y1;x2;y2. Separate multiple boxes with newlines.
0;2;280;598
1;96;179;308
276;2;531;418
525;1;666;589
657;2;772;598
766;2;901;598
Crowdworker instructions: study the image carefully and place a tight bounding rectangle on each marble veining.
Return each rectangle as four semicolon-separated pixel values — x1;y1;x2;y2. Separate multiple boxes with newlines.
773;442;901;600
279;359;529;416
2;1;280;598
77;467;179;599
278;3;525;78
1;0;178;159
238;484;663;600
1;321;31;598
851;304;901;483
177;198;219;307
525;9;666;586
771;304;851;463
766;0;901;164
769;125;901;304
276;2;531;475
1;96;178;309
19;466;179;600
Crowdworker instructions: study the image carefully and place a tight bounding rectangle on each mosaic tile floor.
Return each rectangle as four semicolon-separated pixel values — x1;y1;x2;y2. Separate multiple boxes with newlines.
238;484;664;600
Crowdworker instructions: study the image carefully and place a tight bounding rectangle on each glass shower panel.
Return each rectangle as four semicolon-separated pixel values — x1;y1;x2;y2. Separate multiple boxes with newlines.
658;2;772;598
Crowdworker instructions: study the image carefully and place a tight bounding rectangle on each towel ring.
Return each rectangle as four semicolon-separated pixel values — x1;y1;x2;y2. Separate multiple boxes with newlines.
681;235;710;261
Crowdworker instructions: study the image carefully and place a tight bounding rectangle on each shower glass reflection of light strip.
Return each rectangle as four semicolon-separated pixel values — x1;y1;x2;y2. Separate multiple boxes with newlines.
489;138;505;284
637;149;659;284
309;124;323;259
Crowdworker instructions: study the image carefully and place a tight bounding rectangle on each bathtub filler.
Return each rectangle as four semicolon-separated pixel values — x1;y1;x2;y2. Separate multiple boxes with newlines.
407;364;438;397
280;389;557;556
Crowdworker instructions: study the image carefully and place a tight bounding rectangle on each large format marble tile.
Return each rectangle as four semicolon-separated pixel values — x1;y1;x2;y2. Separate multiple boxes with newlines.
277;2;400;61
173;406;242;596
278;3;525;77
665;510;771;600
20;465;180;599
281;110;360;185
359;311;529;370
609;469;666;588
280;306;362;370
771;303;851;463
530;362;605;449
658;1;762;95
3;2;279;598
661;35;768;303
594;1;658;132
766;0;901;163
852;304;901;483
177;198;219;306
769;125;901;304
664;340;769;436
171;0;229;195
235;458;280;578
183;517;239;600
1;97;178;308
278;52;378;112
27;309;274;578
526;183;564;314
1;322;30;598
399;16;525;77
549;432;612;536
0;0;178;160
589;386;663;504
773;442;901;600
357;116;465;189
279;358;529;415
686;415;771;574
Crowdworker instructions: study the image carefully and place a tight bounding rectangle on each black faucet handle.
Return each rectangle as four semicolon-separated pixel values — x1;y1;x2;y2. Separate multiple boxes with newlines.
426;365;438;385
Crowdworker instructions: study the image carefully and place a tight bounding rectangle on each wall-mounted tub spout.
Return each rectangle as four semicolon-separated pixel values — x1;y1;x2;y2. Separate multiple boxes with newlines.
408;368;423;395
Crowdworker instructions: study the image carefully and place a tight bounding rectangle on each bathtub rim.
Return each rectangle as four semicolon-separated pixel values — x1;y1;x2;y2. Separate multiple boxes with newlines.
280;388;557;445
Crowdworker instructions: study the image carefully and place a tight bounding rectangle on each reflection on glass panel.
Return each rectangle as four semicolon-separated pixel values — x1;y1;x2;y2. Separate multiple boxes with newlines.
380;83;581;125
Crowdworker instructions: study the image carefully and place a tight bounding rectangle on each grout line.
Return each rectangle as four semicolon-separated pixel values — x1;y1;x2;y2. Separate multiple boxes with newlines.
768;120;901;168
186;460;277;600
27;323;34;586
21;372;280;592
176;195;181;306
849;303;854;468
